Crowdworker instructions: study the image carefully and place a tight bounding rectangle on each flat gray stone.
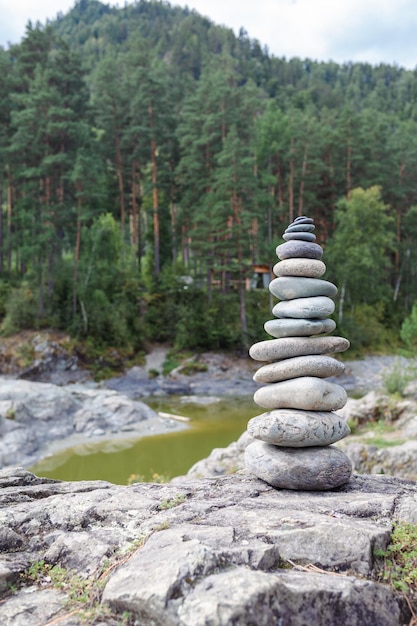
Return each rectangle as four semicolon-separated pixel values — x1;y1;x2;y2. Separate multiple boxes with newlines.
276;241;323;260
249;336;350;361
273;296;335;319
273;258;326;278
254;355;345;383
269;277;337;300
282;232;316;242
293;216;314;223
285;223;315;233
247;409;350;446
253;377;348;411
245;440;352;490
264;318;336;338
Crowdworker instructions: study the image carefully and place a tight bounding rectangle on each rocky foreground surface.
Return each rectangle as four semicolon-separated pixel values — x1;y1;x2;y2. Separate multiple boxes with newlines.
0;467;416;626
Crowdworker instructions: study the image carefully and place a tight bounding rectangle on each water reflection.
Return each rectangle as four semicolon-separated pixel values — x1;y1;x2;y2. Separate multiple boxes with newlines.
30;396;258;485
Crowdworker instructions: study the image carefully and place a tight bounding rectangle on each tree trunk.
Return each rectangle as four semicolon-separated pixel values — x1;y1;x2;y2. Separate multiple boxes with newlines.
0;180;3;273
149;103;160;276
289;138;294;223
73;182;82;316
115;131;125;238
298;143;308;216
346;139;352;199
7;164;12;274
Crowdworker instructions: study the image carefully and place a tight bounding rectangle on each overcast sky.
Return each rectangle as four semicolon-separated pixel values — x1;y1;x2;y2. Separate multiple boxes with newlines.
1;0;417;69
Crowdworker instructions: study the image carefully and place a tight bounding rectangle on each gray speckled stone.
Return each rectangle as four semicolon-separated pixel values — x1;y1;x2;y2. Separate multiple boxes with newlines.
270;277;337;300
273;296;335;319
264;318;336;338
247;409;350;446
276;241;323;260
273;258;326;278
253;376;347;411
244;440;352;490
282;232;316;242
285;223;315;233
253;355;345;383
249;336;350;362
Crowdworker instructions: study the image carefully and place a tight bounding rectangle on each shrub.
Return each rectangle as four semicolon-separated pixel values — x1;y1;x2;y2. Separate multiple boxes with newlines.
1;283;38;335
400;304;417;350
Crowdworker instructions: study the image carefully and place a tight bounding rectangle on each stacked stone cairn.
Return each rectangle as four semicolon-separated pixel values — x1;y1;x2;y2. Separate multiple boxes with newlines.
244;216;352;490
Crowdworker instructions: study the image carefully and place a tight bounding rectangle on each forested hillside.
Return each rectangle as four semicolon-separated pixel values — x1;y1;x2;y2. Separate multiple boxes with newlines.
1;0;417;355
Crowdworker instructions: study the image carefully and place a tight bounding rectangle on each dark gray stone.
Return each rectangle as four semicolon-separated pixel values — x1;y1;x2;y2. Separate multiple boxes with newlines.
293;216;314;224
276;241;323;260
245;440;352;490
285;223;315;233
283;232;317;242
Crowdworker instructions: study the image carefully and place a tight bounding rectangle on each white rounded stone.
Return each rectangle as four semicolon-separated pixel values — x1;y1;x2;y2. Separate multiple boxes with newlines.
253;377;348;411
244;440;352;490
264;318;336;338
253;355;345;383
247;409;350;446
273;258;326;278
273;296;335;319
249;337;350;362
269;277;337;300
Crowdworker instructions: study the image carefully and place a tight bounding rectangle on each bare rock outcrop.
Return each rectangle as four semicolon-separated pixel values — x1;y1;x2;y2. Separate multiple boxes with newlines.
0;467;416;625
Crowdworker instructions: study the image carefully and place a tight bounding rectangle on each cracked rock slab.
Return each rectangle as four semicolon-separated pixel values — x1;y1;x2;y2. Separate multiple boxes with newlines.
0;468;416;625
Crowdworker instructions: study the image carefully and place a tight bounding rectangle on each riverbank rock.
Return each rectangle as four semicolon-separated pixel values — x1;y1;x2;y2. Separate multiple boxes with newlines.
0;378;185;470
183;387;417;483
0;467;415;625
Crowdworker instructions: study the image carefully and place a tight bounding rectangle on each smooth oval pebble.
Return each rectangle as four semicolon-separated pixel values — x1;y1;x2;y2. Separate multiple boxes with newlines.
282;232;316;242
273;258;326;278
249;336;350;362
254;355;345;383
253;377;348;411
247;409;350;446
244;440;352;490
285;223;315;233
270;277;337;300
276;241;323;260
293;216;314;224
264;318;336;338
273;296;335;319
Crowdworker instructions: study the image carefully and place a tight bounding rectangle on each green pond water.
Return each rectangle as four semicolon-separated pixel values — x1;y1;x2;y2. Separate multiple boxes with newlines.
30;396;259;485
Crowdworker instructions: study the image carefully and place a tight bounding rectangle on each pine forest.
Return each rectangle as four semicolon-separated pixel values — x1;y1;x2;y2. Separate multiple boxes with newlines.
1;0;417;357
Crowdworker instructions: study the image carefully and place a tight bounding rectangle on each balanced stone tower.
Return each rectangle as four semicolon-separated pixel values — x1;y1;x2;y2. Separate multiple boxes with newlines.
245;216;352;490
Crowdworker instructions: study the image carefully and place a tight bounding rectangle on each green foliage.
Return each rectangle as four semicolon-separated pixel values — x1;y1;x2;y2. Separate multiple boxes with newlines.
1;284;39;336
400;304;417;350
158;494;187;510
382;360;417;396
376;523;417;607
326;186;395;320
179;361;208;376
337;302;399;357
4;2;417;355
17;556;136;624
